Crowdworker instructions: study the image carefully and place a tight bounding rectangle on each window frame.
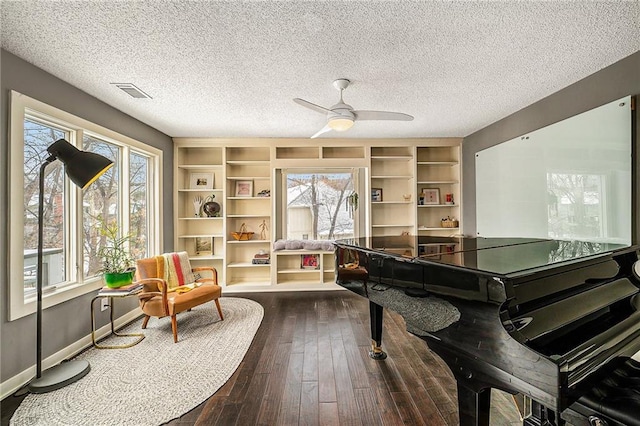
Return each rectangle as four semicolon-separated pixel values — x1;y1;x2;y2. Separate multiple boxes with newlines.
8;90;162;321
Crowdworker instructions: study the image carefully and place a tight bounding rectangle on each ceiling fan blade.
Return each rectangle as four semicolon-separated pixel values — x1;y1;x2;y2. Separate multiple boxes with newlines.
310;124;332;139
293;98;332;114
353;110;414;121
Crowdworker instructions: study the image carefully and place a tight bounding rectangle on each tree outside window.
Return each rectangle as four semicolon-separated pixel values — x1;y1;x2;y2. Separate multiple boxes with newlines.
23;120;67;292
286;171;355;240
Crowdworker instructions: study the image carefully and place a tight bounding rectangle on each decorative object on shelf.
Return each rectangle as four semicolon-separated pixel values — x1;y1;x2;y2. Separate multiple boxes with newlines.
257;189;270;197
235;180;253;197
195;237;213;255
445;193;454;205
190;172;214;189
441;216;459;228
301;254;320;269
403;194;412;202
371;188;383;202
422;188;440;205
346;191;358;218
192;196;203;217
252;249;271;264
99;220;135;288
202;194;221;217
231;223;255;240
259;220;268;240
29;138;112;393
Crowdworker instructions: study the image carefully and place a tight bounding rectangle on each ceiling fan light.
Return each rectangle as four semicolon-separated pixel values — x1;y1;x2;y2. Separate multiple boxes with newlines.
328;117;354;132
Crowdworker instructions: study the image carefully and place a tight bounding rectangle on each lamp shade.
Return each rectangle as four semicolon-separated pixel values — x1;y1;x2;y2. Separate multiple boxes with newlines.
327;117;354;132
47;139;113;189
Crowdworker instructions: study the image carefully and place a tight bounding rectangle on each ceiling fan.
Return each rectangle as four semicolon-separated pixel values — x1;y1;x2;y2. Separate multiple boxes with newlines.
294;79;414;138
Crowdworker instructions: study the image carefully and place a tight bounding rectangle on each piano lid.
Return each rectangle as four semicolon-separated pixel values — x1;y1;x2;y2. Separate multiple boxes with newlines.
335;236;631;277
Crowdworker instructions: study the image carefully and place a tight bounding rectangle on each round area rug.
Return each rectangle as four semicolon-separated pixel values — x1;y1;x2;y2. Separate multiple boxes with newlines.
11;297;263;426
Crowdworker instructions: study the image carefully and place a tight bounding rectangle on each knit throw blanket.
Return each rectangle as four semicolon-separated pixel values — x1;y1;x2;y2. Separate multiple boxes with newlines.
154;252;194;290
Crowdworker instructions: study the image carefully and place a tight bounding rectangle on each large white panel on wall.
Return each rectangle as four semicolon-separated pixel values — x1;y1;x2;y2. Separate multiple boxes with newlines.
476;96;632;244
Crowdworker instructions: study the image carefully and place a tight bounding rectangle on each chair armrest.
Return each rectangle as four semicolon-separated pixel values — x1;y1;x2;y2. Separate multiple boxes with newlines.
136;277;165;292
192;266;218;285
138;291;163;301
137;278;169;315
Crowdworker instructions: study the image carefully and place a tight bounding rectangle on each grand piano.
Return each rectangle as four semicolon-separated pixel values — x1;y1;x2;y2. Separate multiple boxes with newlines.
334;236;640;426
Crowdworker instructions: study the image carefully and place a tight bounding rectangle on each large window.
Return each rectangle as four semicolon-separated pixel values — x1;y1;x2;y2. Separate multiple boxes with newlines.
284;170;357;240
82;134;121;278
9;91;162;320
23;119;69;295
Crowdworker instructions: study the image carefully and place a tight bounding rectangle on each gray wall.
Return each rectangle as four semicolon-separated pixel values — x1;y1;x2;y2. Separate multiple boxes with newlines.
462;51;640;243
0;50;174;382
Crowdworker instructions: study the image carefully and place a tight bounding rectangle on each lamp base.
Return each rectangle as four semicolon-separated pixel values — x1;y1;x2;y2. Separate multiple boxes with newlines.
28;360;90;394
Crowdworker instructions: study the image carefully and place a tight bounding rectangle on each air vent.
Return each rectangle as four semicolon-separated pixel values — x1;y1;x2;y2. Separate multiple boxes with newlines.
110;83;152;99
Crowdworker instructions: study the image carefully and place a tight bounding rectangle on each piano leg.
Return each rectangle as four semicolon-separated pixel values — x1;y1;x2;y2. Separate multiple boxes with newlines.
457;383;491;426
369;301;387;360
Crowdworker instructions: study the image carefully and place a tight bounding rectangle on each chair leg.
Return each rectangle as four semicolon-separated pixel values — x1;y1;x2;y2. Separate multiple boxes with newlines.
171;315;178;343
142;315;150;329
215;299;224;320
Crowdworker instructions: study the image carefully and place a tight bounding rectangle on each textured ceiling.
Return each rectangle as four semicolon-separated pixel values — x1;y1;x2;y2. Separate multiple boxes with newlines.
1;1;639;139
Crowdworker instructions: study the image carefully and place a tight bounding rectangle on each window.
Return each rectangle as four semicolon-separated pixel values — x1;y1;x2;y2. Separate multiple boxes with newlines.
8;91;162;320
283;169;357;240
23;119;69;295
129;152;151;260
82;134;121;278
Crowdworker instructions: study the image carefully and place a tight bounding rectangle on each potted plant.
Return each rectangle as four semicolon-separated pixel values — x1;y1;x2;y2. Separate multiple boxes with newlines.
98;220;135;288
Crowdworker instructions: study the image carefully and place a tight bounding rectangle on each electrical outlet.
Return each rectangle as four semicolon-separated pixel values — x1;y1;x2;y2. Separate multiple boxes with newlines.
100;298;109;312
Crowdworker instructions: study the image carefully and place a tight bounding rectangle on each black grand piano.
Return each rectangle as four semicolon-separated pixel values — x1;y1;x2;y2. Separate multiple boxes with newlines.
334;236;640;426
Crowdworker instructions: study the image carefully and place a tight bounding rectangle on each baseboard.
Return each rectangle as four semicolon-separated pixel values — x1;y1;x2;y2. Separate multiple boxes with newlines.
0;307;142;400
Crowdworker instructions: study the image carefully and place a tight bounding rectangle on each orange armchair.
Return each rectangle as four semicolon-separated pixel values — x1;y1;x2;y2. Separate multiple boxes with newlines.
135;253;223;342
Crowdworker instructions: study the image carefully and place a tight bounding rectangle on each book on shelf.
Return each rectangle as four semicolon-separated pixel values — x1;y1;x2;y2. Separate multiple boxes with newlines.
251;258;271;265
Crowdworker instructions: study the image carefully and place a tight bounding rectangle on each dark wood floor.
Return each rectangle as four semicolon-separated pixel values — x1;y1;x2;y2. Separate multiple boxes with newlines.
169;291;521;425
2;291;522;425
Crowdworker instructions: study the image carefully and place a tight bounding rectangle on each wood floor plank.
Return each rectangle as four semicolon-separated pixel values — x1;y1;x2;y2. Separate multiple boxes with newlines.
193;395;226;426
318;402;340;426
316;298;331;322
291;309;308;354
210;401;240;426
277;351;304;425
302;311;319;382
317;321;337;403
300;381;320;426
278;314;297;345
253;305;285;376
343;338;370;390
387;351;448;425
391;390;427;426
372;355;408;393
354;350;404;425
330;335;363;426
353;388;383;426
256;342;292;425
234;372;269;425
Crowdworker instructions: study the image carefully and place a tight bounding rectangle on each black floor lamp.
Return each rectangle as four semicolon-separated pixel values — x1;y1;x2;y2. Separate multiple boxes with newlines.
28;138;113;394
